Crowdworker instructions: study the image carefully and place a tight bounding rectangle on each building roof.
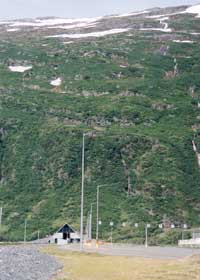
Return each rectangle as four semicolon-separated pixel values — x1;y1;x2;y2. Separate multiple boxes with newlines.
57;223;77;233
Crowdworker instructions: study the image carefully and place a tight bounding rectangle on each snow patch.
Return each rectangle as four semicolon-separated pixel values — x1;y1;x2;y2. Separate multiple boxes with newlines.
197;154;200;167
46;28;130;39
159;17;169;30
159;17;169;21
146;11;185;18
192;140;197;152
9;66;32;72
147;15;168;19
50;78;62;86
146;15;170;30
140;28;172;33
48;22;97;30
0;21;12;25
146;5;200;19
7;28;20;32
173;40;194;43
120;65;128;68
192;140;200;167
185;4;200;17
63;41;74;44
10;17;101;27
111;10;148;18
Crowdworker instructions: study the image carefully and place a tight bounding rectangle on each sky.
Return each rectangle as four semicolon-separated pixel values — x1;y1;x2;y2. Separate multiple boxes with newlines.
0;0;199;19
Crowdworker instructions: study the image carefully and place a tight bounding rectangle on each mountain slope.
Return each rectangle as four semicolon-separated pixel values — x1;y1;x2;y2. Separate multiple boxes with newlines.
0;4;200;242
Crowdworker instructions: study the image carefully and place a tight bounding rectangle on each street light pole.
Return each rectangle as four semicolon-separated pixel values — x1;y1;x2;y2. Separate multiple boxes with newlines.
80;133;85;251
96;183;119;243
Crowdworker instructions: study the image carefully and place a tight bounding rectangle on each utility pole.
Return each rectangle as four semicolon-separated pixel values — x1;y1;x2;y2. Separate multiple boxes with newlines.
38;230;40;241
24;219;27;243
80;133;85;251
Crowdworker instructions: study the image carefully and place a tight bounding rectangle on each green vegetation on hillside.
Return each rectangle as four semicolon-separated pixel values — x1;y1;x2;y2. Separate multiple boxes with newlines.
0;12;200;242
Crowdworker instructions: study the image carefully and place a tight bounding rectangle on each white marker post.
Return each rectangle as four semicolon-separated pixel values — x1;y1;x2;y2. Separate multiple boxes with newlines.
24;219;27;243
110;221;114;246
182;224;188;240
145;224;151;248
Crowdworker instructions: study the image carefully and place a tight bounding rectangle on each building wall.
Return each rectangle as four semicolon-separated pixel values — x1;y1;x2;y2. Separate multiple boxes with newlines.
53;233;63;239
71;232;80;239
50;231;80;244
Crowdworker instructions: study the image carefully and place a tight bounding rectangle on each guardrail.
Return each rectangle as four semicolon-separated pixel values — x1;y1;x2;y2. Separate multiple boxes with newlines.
178;238;200;247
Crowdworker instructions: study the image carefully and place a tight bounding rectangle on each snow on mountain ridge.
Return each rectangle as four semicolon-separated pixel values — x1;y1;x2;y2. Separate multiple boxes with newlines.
0;4;200;35
0;4;193;27
7;28;20;32
111;10;149;18
10;17;101;27
46;28;130;39
48;22;97;30
185;4;200;17
140;27;172;33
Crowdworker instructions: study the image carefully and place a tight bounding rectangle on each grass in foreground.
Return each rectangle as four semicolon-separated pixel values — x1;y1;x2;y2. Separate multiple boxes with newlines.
43;246;200;280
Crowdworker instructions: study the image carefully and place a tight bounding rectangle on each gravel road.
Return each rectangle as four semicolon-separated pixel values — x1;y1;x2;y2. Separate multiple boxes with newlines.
0;245;61;280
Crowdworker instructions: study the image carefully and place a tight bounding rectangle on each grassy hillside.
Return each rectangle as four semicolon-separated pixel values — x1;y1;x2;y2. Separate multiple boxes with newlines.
0;8;200;242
